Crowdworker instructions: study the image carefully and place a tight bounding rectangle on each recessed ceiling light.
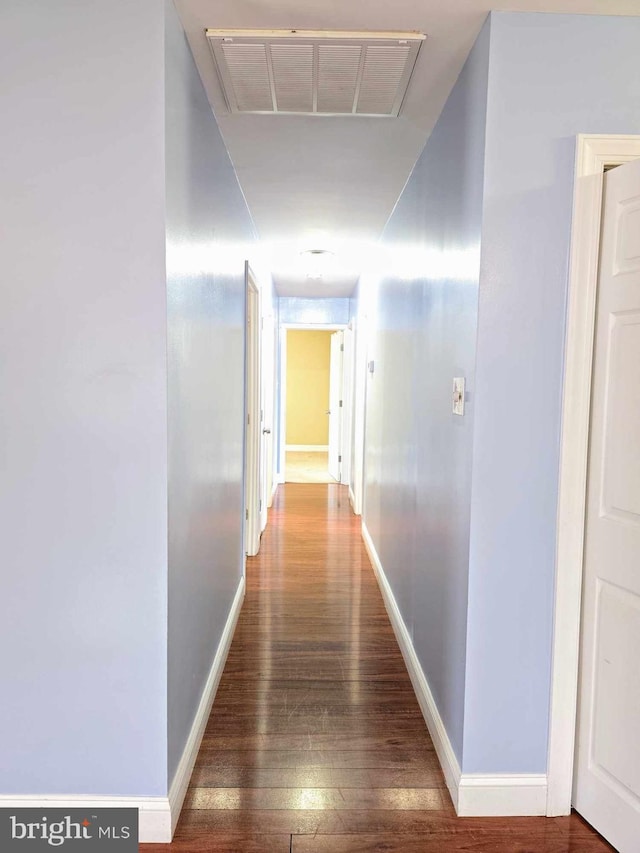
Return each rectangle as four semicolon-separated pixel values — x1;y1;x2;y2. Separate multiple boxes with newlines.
300;248;335;279
299;248;334;257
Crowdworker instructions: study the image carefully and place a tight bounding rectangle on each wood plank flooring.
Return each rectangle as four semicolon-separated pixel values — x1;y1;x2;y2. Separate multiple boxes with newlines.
142;484;614;852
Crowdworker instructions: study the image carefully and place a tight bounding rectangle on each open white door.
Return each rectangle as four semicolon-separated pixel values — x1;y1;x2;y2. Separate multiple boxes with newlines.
350;309;367;515
328;330;343;482
340;325;354;487
573;158;640;852
244;270;261;557
261;311;276;528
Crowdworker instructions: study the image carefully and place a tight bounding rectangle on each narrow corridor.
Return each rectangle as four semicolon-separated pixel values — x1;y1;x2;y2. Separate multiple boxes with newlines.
144;485;614;852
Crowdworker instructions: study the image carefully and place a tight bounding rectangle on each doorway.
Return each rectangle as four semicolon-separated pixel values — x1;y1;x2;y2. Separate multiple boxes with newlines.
548;136;640;847
284;328;334;483
572;155;640;853
279;324;353;486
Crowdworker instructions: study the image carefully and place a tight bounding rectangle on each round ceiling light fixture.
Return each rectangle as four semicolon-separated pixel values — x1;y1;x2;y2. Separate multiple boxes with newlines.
300;248;335;280
299;248;334;259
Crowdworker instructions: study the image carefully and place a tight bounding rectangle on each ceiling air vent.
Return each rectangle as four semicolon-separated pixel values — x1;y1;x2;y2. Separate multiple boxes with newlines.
205;29;426;117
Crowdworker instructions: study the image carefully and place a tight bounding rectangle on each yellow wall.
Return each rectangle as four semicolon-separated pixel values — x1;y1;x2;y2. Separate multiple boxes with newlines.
286;330;332;445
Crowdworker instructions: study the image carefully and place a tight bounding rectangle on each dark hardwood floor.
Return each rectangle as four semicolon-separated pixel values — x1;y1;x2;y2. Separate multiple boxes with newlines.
142;483;614;852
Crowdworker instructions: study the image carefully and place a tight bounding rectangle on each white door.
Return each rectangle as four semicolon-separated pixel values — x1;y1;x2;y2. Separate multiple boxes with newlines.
244;275;261;557
573;158;640;852
340;326;354;488
328;330;343;482
261;312;275;527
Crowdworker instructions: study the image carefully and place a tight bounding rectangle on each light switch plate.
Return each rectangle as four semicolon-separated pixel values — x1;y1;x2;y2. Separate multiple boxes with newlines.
453;377;465;416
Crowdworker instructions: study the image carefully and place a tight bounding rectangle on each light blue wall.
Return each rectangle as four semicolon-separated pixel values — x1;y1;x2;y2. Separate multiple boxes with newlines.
278;296;351;325
0;0;168;795
464;11;640;773
363;10;640;775
165;0;256;784
362;21;491;764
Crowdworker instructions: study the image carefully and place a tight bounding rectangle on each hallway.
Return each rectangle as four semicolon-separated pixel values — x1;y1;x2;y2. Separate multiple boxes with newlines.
143;485;613;852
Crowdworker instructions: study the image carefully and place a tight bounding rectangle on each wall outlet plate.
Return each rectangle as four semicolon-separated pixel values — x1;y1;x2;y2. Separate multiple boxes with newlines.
453;377;465;415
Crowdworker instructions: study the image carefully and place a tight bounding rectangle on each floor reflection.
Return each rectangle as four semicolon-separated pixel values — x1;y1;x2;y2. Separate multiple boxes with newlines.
148;484;615;853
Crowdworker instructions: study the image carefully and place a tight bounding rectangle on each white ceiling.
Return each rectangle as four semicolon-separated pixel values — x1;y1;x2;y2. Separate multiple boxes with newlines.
174;0;640;297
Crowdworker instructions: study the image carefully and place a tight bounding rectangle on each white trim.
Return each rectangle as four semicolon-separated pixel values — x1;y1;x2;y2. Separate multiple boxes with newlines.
0;796;171;844
548;134;640;816
574;134;640;175
261;309;276;525
285;444;329;452
348;484;356;511
458;775;547;817
281;323;347;330
279;323;347;486
278;325;287;484
206;28;426;41
362;521;548;816
168;575;245;838
328;330;345;483
0;577;246;845
361;521;461;808
350;306;367;517
340;325;354;487
244;268;262;557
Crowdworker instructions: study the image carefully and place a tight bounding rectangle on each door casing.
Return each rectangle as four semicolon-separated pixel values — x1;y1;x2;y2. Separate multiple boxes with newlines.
244;266;262;558
278;323;349;484
548;134;640;816
328;330;344;482
261;310;276;525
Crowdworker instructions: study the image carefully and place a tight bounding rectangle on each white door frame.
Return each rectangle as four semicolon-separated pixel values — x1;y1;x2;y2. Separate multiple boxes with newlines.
244;265;262;558
261;310;277;516
350;308;368;516
547;134;640;816
341;325;354;492
328;329;345;483
278;323;347;484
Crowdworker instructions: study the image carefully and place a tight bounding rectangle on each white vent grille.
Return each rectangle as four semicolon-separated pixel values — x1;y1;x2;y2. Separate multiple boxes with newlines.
271;44;314;112
356;46;411;115
318;45;362;113
221;44;272;111
206;29;425;117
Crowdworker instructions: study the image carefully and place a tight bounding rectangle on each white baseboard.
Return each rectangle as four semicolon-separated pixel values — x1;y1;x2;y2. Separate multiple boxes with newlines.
348;485;357;513
285;444;329;451
361;522;547;817
361;522;462;807
457;774;547;816
0;796;171;844
0;575;246;844
168;575;245;838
